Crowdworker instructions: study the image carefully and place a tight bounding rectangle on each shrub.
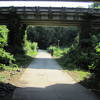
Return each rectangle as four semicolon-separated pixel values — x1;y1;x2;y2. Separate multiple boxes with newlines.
0;49;15;65
96;42;100;53
0;25;8;48
0;25;18;71
48;46;62;57
0;63;19;71
48;46;70;57
31;42;38;52
59;46;97;70
24;40;38;56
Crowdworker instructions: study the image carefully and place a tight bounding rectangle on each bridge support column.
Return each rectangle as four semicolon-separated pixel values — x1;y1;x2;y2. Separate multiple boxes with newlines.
7;24;27;54
79;14;94;52
7;7;27;54
77;14;95;69
80;21;100;87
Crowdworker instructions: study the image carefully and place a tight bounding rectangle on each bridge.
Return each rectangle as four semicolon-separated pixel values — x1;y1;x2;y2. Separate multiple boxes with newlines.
0;6;100;53
0;7;100;27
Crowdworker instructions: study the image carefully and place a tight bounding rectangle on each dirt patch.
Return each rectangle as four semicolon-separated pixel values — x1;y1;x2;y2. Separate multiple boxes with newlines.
0;64;30;99
0;54;34;99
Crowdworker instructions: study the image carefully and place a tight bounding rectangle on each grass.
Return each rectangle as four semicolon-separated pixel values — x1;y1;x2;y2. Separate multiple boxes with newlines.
0;71;13;83
0;74;7;82
74;70;90;80
56;58;91;82
66;69;90;82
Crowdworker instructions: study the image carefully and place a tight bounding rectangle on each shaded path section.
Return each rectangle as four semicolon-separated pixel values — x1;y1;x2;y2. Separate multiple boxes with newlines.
13;50;98;100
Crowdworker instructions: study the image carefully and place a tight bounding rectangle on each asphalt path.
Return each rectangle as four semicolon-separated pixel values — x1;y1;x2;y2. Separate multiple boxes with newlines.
13;50;98;100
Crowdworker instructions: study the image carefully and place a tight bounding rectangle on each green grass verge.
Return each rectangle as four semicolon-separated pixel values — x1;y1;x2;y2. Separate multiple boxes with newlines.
0;74;7;82
56;58;91;82
66;70;90;82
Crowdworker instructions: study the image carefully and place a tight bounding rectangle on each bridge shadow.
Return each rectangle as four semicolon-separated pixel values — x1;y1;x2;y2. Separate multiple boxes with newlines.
14;54;34;68
27;57;62;70
12;83;98;100
0;83;99;100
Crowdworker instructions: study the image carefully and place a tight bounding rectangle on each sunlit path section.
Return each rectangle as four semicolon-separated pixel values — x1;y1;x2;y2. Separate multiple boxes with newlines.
13;50;98;100
13;50;75;88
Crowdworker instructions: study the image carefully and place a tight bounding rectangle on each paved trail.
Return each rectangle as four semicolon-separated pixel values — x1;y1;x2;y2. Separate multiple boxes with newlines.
13;50;98;100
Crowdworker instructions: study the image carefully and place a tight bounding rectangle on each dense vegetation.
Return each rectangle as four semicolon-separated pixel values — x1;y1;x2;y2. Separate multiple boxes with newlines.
27;26;78;49
0;26;16;71
0;25;38;82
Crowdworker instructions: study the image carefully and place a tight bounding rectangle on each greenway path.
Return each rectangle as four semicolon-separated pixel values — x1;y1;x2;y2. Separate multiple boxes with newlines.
13;50;98;100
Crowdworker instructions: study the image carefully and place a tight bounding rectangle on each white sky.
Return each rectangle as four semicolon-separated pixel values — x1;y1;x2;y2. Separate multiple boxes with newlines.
0;1;93;8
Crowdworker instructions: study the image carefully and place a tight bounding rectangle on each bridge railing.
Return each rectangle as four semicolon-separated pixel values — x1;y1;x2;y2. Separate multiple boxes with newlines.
0;7;100;14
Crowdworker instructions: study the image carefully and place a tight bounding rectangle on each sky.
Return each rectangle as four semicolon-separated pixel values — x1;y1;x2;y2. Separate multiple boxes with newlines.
0;1;93;8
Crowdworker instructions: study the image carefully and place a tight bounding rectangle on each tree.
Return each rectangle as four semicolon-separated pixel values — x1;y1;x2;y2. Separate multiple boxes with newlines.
27;26;78;49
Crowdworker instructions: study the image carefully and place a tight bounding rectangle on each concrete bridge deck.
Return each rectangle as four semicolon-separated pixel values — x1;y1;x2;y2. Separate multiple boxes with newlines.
0;7;100;27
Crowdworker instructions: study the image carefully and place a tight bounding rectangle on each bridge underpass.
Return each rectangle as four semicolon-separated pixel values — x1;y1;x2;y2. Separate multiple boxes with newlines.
0;4;99;100
0;6;100;53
